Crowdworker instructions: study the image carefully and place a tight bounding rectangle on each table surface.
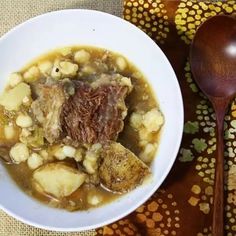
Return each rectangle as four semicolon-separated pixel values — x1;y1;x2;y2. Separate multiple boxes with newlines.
1;1;236;236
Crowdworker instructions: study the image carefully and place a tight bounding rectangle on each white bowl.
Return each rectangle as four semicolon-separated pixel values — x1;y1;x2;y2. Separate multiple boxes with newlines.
0;9;183;231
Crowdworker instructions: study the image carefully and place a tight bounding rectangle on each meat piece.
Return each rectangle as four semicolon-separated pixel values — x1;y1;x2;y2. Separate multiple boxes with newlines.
31;84;66;143
61;75;132;144
98;142;150;193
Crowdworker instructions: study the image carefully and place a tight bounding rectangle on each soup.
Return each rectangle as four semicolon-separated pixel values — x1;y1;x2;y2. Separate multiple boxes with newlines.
0;46;164;211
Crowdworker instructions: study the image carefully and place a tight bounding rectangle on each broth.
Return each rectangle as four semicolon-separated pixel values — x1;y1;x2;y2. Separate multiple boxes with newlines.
0;46;163;211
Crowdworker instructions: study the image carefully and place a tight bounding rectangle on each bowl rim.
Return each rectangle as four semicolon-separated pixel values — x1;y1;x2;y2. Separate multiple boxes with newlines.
0;9;184;232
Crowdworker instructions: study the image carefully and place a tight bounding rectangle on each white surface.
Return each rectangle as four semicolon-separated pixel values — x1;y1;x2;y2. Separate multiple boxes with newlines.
0;9;184;232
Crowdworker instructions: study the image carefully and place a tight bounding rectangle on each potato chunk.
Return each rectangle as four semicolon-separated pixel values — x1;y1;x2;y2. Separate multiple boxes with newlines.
0;82;31;111
99;142;150;193
32;163;86;198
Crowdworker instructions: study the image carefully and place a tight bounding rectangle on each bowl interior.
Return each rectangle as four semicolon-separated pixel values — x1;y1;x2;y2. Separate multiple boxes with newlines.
0;9;183;231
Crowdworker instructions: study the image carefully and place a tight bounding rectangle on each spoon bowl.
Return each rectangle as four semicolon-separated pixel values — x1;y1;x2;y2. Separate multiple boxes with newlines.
190;15;236;236
191;15;236;99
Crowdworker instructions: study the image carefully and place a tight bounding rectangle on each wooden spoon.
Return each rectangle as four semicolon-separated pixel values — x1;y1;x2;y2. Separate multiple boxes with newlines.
190;15;236;236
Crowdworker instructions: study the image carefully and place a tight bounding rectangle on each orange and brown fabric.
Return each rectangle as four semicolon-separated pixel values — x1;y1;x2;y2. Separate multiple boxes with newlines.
96;1;236;235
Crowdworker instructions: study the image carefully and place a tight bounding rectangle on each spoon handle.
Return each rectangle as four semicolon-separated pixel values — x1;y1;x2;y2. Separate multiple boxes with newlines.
212;125;224;236
212;101;227;236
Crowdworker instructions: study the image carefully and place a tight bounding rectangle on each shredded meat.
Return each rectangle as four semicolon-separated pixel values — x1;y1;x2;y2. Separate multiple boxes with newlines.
31;84;66;143
61;79;131;144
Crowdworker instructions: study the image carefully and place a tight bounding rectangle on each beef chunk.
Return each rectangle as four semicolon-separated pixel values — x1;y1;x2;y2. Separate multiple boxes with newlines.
31;84;66;143
61;76;132;144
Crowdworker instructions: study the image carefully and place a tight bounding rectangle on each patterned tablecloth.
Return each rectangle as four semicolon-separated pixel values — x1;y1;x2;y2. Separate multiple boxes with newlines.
1;1;236;236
